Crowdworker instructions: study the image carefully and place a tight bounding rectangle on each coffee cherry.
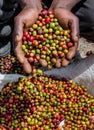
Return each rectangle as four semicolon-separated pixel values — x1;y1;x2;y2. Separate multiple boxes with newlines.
67;42;74;48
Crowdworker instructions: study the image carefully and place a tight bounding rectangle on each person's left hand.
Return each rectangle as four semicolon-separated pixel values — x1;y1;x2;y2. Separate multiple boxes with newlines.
50;7;79;66
13;7;41;73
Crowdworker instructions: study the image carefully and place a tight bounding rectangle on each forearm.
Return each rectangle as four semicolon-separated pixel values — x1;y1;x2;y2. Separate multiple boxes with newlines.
17;0;42;10
50;0;81;10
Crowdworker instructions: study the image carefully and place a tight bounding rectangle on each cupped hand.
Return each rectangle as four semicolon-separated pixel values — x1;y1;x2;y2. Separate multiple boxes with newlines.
51;8;79;66
13;8;41;73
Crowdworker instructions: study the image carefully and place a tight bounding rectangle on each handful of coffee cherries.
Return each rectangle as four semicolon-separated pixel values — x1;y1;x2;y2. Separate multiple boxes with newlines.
22;10;74;70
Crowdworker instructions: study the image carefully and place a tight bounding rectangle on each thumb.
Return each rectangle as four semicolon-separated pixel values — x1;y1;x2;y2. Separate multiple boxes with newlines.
13;16;23;47
69;17;79;43
13;17;32;73
13;16;24;63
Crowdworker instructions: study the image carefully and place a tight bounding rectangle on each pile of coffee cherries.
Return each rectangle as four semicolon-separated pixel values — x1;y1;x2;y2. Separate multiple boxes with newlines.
0;55;24;74
0;55;41;75
22;10;74;70
0;73;94;130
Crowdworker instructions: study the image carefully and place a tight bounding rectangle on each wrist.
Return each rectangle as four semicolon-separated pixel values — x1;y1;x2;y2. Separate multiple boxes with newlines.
50;0;81;11
18;0;42;11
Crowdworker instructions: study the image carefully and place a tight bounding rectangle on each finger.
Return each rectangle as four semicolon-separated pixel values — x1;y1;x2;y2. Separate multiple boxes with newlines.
13;16;24;64
54;8;68;29
62;58;70;67
13;19;32;73
69;17;79;43
13;16;23;48
16;47;32;73
14;41;32;73
67;18;79;60
14;42;25;63
13;16;32;73
22;59;32;74
66;42;78;60
15;47;32;74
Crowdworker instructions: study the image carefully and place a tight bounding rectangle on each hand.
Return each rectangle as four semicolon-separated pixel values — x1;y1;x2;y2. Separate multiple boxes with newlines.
51;8;79;66
13;7;41;73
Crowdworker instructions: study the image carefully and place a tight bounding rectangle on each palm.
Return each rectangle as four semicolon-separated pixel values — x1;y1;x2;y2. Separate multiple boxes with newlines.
13;8;40;73
53;8;79;66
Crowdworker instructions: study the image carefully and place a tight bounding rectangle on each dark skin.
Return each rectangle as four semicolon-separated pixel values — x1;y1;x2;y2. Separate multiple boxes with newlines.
50;0;80;66
13;0;80;73
13;0;42;73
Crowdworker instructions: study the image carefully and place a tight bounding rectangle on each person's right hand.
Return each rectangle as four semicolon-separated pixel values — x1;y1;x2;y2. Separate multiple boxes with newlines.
13;7;41;73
